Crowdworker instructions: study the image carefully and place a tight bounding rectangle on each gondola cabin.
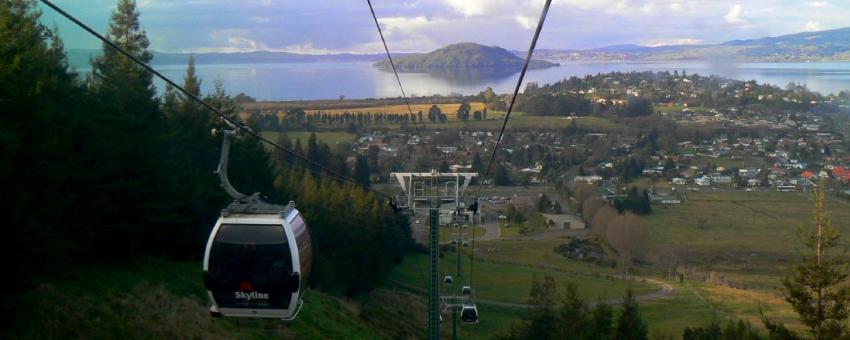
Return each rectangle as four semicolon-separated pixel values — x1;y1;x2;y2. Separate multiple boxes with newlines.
203;198;312;320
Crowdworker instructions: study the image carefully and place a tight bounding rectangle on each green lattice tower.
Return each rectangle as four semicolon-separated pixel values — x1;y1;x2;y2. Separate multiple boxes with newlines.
428;202;440;340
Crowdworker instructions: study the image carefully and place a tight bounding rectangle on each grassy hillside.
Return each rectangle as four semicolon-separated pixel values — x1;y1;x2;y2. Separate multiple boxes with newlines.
4;258;418;339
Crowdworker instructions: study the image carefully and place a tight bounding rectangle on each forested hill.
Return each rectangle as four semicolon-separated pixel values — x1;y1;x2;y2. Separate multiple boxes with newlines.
534;26;850;61
374;42;559;71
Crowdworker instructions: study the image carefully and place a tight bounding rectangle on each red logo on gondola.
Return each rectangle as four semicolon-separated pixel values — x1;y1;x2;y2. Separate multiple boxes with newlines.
239;281;253;292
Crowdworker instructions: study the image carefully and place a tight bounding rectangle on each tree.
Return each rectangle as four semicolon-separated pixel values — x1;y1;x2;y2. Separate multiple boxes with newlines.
536;193;551;212
1;0;85;297
427;104;440;122
439;160;450;173
557;283;591;339
504;276;559;340
615;289;649;340
472;151;483;175
493;163;512;186
783;186;850;339
457;101;471;121
481;86;496;104
354;155;371;187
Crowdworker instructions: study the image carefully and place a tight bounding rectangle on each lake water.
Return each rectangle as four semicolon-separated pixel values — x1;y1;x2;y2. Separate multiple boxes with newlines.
146;61;850;101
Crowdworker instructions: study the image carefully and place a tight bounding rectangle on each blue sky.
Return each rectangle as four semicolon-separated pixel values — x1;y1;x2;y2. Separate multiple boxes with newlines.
39;0;850;53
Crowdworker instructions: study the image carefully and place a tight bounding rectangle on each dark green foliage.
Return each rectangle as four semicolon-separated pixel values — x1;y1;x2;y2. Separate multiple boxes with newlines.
614;187;652;215
615;289;648;340
457;100;471;121
438;160;449;172
683;320;762;340
536;193;551;212
427;104;440;122
782;188;850;339
620;96;654;117
354;155;371;187
518;94;591;116
501;276;639;340
2;0;410;312
472;151;483;174
493;163;512;186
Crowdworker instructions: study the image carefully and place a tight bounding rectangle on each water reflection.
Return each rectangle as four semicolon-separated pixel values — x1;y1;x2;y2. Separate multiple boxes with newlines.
144;61;850;101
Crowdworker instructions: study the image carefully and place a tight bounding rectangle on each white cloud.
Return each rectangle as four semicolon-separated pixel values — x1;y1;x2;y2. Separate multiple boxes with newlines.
439;0;492;17
515;15;536;29
724;4;748;25
804;21;823;32
808;1;829;8
644;38;703;47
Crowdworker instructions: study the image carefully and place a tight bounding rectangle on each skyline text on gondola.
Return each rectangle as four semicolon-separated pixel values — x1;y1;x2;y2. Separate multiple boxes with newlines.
234;291;269;301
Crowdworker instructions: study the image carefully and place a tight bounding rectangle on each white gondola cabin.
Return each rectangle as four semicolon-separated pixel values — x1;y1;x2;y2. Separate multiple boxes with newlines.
204;197;312;320
203;129;312;320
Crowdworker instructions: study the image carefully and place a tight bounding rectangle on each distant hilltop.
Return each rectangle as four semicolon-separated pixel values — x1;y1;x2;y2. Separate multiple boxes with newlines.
373;42;559;71
534;27;850;62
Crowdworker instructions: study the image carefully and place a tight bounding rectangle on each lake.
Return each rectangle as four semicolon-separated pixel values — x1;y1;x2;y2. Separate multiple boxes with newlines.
144;61;850;101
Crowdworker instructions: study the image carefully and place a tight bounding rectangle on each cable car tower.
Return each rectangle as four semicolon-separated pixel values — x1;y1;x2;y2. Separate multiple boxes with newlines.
391;170;479;339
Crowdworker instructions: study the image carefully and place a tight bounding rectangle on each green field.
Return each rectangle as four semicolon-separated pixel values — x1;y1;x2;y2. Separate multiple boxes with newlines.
260;131;357;146
633;190;850;333
392;252;655;304
642;191;850;265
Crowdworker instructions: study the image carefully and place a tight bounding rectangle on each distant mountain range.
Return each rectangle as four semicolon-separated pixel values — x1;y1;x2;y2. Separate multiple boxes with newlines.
531;27;850;62
373;42;558;71
66;49;393;69
65;26;850;71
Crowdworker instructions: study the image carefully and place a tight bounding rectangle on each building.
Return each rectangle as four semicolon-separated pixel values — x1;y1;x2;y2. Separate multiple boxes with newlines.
573;175;603;184
542;214;585;230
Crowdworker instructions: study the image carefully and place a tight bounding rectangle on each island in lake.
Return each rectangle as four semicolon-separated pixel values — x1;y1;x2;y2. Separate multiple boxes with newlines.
373;42;559;73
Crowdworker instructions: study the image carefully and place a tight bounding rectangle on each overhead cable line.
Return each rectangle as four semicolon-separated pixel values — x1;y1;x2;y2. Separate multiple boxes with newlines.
471;0;553;286
39;0;387;197
366;0;432;157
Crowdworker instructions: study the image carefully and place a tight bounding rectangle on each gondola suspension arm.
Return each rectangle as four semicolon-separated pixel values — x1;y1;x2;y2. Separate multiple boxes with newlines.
214;128;247;200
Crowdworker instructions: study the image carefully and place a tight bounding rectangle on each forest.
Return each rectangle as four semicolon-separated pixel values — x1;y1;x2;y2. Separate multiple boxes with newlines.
0;0;411;319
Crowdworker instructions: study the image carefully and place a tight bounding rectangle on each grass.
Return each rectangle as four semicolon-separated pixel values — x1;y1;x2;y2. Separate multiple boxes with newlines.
392;252;655;304
635;190;850;334
641;281;804;337
642;190;850;263
260;131;357;146
6;258;387;339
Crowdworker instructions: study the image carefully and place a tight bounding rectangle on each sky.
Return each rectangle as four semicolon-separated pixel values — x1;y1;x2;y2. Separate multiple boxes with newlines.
38;0;850;54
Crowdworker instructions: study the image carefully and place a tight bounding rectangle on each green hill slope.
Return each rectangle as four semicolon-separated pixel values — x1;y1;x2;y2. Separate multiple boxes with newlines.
4;259;415;339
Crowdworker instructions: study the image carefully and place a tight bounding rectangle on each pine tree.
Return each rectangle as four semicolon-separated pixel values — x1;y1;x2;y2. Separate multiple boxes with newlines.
354;155;371;187
783;186;850;339
557;282;591;339
472;151;483;174
615;289;649;340
1;0;82;295
457;101;471;121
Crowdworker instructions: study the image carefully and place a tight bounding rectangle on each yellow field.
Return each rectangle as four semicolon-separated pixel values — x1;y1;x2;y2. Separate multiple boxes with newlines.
304;102;487;119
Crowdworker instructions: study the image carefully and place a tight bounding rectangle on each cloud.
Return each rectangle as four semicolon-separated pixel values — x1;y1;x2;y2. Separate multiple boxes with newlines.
804;21;823;32
643;38;704;47
724;4;748;25
808;1;829;8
